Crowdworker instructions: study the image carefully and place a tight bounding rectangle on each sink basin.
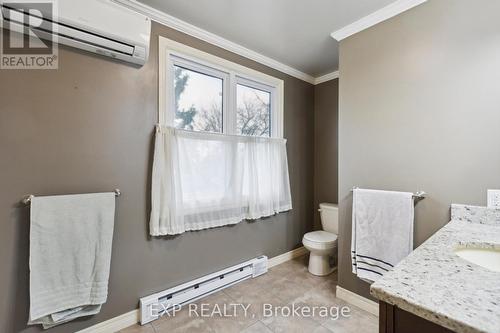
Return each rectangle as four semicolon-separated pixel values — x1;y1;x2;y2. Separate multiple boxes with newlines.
454;246;500;273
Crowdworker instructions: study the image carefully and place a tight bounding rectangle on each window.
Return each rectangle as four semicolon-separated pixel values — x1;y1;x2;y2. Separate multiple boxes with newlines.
236;79;271;137
151;37;291;236
173;63;224;133
159;37;284;138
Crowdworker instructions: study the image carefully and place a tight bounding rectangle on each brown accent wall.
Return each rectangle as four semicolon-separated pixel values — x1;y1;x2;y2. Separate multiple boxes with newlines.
0;22;314;332
338;0;500;300
313;79;339;230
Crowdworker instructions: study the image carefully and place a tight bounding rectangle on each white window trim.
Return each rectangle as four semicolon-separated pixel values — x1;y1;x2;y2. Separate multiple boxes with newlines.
158;36;284;138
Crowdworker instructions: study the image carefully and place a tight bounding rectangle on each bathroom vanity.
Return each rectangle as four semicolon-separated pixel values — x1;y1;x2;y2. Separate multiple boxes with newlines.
371;204;500;333
378;301;454;333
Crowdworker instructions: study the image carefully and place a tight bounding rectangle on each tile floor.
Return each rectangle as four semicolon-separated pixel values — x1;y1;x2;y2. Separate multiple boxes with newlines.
120;255;378;333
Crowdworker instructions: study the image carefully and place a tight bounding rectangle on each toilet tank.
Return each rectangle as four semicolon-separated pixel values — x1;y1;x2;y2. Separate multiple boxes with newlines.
319;203;338;235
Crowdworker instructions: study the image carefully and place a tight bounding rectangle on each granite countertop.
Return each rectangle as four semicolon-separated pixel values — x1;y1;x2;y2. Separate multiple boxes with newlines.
370;204;500;333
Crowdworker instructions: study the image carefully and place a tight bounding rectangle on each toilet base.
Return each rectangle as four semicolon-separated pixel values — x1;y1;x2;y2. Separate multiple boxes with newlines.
308;252;335;276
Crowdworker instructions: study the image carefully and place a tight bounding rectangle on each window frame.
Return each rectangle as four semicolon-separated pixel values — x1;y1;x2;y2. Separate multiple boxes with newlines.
159;36;284;138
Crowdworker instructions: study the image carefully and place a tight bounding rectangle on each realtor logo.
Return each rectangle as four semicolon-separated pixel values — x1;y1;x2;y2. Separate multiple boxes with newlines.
0;0;58;69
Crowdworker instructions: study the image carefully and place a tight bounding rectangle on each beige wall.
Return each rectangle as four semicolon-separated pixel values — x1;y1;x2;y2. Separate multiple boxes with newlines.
314;79;339;230
338;0;500;299
0;22;315;332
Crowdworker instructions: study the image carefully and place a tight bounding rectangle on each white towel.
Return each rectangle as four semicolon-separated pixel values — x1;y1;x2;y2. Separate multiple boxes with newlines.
28;193;116;329
351;189;414;283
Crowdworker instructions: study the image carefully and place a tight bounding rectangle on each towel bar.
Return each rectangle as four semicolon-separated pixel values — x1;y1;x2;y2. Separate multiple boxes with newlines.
351;187;426;200
21;189;121;205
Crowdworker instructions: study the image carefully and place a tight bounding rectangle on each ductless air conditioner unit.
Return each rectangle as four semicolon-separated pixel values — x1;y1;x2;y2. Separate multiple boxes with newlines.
0;0;151;66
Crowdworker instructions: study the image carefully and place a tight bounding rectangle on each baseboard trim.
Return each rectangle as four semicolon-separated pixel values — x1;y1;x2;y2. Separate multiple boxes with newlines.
336;286;379;316
76;246;307;332
268;246;308;268
76;309;139;333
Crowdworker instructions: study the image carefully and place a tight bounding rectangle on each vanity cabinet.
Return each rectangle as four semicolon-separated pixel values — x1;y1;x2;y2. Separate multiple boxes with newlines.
379;301;454;333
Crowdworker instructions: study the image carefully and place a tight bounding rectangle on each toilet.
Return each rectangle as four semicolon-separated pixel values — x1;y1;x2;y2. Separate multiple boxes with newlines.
302;203;338;276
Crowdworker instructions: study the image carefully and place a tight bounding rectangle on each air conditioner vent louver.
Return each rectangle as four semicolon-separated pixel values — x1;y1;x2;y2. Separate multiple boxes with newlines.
0;0;151;66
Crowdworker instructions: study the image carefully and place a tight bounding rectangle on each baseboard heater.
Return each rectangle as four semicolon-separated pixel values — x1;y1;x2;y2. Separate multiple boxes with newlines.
139;255;268;325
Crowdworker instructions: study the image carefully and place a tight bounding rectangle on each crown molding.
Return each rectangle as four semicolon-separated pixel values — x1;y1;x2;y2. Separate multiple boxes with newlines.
331;0;427;41
314;70;339;85
112;0;317;84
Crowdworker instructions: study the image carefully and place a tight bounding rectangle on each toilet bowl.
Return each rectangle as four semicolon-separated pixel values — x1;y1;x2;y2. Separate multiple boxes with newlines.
303;203;338;276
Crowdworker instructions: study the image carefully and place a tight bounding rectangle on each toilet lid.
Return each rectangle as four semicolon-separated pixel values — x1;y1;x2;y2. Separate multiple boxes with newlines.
303;231;338;245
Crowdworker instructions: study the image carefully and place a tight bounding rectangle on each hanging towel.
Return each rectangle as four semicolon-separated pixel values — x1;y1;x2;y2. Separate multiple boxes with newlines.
28;192;116;329
351;188;414;283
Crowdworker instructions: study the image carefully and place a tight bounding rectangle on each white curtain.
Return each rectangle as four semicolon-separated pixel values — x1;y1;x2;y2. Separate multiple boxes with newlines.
150;125;292;236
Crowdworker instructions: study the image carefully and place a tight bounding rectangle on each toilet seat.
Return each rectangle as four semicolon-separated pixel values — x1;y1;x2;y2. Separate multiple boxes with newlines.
303;231;338;250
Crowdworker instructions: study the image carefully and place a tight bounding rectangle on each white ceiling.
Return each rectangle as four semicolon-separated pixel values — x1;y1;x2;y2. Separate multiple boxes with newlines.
137;0;397;77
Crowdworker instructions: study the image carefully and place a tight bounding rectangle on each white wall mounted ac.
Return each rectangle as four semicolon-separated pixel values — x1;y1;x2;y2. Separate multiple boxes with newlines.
139;256;268;325
0;0;151;66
